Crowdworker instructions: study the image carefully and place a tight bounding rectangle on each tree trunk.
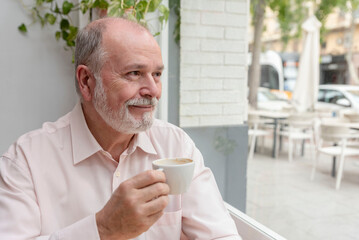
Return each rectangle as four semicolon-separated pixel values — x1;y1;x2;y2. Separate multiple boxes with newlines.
345;10;359;85
248;0;266;108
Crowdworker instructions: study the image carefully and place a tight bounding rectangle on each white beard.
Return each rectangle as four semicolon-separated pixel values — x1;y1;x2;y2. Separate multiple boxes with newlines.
93;76;158;134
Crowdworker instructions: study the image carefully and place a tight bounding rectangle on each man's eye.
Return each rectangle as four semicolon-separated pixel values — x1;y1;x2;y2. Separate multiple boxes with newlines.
128;71;140;76
153;72;162;77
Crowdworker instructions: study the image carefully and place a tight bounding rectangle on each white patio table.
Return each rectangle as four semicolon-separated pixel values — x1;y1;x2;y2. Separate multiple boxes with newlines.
248;110;290;158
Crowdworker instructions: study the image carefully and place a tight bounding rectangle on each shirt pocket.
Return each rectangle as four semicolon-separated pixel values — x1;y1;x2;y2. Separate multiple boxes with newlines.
145;210;182;240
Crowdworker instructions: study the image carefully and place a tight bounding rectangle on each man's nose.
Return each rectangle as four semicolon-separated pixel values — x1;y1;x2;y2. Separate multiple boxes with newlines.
139;74;161;98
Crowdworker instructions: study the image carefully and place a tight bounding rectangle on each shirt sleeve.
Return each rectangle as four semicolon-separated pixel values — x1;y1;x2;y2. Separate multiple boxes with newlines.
180;140;242;240
0;155;100;240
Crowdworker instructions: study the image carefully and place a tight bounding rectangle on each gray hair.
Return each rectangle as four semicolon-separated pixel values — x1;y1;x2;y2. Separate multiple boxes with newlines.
74;21;108;95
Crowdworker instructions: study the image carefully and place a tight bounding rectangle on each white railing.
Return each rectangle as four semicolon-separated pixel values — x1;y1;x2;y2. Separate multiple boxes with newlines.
225;202;287;240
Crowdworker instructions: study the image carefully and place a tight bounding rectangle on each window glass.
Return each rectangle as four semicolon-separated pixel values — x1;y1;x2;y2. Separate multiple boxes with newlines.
317;89;326;102
325;90;346;104
260;65;279;90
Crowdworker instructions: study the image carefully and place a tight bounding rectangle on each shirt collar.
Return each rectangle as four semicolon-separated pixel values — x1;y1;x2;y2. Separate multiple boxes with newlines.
128;130;157;156
70;102;157;164
70;102;102;165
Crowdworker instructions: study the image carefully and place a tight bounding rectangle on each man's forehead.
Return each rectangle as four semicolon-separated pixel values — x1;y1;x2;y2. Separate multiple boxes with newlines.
103;26;158;52
103;19;151;41
122;63;165;71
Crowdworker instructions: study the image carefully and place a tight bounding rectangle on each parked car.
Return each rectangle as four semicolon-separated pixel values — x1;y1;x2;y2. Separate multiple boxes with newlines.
257;88;292;111
317;84;359;111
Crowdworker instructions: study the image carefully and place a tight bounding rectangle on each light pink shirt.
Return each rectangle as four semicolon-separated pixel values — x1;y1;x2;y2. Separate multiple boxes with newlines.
0;102;241;240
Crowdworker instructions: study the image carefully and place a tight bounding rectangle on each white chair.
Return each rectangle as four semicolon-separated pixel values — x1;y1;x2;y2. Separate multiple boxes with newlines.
247;114;272;161
311;123;359;190
276;112;315;162
339;108;359;121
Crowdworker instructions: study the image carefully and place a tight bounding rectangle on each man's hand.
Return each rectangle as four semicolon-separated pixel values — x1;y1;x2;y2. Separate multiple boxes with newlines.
96;170;169;240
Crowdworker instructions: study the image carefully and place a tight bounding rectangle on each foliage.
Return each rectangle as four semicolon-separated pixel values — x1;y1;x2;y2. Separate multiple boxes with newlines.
250;0;343;48
315;0;342;43
270;0;307;48
213;128;237;156
18;0;170;54
169;0;180;45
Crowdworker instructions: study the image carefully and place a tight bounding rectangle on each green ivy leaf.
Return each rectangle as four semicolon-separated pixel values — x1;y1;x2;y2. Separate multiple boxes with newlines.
45;13;57;25
55;31;61;40
92;0;109;9
54;3;61;13
126;13;137;22
36;0;44;6
62;30;69;41
18;23;27;33
124;0;135;8
148;0;162;12
99;0;109;9
92;0;99;8
39;15;46;27
80;1;89;14
67;40;75;47
136;1;147;12
62;1;74;15
135;11;143;21
67;26;78;41
60;19;70;30
158;4;169;21
108;1;123;17
32;7;45;27
45;0;53;2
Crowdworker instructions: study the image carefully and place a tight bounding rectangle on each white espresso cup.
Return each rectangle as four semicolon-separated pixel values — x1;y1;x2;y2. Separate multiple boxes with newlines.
152;158;195;195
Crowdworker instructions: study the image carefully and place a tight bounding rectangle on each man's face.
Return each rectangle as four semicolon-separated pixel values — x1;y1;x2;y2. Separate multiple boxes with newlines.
93;74;158;133
92;28;163;134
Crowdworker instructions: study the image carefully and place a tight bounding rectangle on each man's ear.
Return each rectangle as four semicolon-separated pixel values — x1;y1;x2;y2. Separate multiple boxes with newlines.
76;65;96;102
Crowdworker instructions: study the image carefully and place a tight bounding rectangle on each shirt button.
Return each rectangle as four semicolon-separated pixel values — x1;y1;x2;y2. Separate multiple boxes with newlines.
115;171;121;177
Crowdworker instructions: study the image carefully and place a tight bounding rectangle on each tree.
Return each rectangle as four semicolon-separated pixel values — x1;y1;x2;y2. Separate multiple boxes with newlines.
248;0;306;108
337;0;359;84
248;0;342;108
248;0;266;108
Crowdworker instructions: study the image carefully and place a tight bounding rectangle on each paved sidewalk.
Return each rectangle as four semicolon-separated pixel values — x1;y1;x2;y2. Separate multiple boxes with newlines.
246;142;359;240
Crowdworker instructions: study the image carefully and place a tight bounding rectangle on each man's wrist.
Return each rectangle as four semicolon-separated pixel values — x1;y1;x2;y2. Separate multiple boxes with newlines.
96;212;112;240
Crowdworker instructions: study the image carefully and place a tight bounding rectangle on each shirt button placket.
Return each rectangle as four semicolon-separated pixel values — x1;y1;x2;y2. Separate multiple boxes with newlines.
112;170;121;192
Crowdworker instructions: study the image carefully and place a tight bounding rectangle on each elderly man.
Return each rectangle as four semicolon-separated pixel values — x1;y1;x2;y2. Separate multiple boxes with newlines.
0;18;241;239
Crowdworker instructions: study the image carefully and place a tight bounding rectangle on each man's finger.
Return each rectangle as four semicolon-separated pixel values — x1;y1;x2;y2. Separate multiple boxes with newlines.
144;195;169;216
139;182;170;202
128;170;166;189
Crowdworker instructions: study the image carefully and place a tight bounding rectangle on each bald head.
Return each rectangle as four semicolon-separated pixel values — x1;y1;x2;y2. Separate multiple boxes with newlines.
74;17;154;94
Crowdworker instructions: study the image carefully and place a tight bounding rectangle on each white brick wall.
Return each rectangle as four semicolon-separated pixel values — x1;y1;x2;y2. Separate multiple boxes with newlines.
180;0;249;127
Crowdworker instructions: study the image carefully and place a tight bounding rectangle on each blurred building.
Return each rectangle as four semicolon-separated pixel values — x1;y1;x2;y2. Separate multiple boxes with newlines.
249;7;359;85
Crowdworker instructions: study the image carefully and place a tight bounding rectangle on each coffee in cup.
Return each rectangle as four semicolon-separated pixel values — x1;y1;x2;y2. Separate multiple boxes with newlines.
152;158;195;195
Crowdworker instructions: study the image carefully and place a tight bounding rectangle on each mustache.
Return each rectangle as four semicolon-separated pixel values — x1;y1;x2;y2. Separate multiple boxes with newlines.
125;97;158;106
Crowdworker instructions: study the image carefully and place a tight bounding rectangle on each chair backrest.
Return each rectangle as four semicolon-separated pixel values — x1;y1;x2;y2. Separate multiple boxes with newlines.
343;113;359;123
314;107;333;118
247;113;272;128
320;124;351;142
248;114;261;124
285;112;315;128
